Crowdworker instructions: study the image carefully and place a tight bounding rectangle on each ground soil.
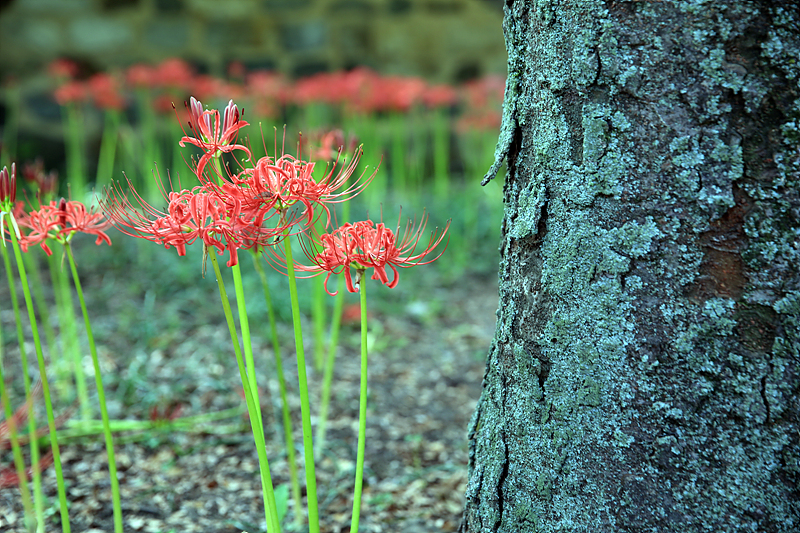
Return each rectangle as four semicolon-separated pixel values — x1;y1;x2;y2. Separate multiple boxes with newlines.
0;236;498;533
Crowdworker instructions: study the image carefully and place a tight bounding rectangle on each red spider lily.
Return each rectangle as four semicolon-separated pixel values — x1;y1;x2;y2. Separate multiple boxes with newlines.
152;57;195;91
22;158;59;199
422;84;458;108
241;147;373;228
197;128;374;231
54;80;88;106
87;72;125;111
14;199;112;255
0;164;20;245
269;212;449;295
126;63;157;88
179;97;251;179
245;71;289;118
461;75;506;109
47;58;79;80
308;129;359;161
0;163;16;205
102;179;287;267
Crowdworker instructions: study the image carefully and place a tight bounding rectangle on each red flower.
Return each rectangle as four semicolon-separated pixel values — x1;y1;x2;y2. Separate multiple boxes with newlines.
239;134;375;227
308;129;359;161
87;72;125;111
22;158;59;198
54;80;87;106
422;84;458;108
1;164;20;244
14;199;112;255
152;58;195;90
102;180;285;267
61;199;113;246
179;97;251;179
47;58;79;80
270;212;449;295
0;163;16;205
126;63;156;88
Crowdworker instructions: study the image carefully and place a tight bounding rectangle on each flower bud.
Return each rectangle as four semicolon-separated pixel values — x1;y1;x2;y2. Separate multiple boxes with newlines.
0;163;16;204
58;197;68;229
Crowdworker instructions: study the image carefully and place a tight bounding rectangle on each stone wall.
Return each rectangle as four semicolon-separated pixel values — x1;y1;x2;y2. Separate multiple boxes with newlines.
0;0;506;83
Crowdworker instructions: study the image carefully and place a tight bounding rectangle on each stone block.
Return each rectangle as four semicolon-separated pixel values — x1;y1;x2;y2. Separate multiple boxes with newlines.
387;0;412;14
279;20;326;52
16;0;93;13
68;17;134;52
144;19;191;50
155;0;184;12
263;0;312;9
186;0;259;19
205;20;260;49
328;0;376;13
23;19;64;52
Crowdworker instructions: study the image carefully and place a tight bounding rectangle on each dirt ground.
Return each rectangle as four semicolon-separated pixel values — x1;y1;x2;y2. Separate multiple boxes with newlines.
0;234;499;533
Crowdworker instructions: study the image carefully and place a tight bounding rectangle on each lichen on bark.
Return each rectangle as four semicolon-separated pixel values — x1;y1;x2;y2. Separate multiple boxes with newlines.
461;2;800;532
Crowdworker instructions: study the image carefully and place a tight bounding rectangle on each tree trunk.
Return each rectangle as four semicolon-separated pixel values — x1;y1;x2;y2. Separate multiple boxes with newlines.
461;2;799;532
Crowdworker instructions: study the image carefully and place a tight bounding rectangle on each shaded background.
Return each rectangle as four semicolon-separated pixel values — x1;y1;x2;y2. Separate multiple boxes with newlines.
0;0;505;88
0;0;507;175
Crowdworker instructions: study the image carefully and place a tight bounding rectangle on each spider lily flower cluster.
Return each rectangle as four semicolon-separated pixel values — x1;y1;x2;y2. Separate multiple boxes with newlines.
16;198;112;256
272;214;450;295
103;97;384;271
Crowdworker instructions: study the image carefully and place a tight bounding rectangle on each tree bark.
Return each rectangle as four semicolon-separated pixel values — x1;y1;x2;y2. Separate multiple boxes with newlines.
461;2;799;532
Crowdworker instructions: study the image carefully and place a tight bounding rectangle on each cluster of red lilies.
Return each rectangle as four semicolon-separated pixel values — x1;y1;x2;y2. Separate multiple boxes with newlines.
48;57;504;131
1;164;110;256
2;96;448;296
105;96;448;287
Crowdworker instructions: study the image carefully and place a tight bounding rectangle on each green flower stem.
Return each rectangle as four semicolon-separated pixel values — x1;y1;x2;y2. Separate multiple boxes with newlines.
283;230;320;533
58;406;245;440
407;107;423;194
56;254;90;420
230;262;263;427
170;120;189;188
351;113;385;209
9;230;70;533
432;107;450;199
1;241;45;529
209;251;281;533
350;274;369;533
316;196;349;458
22;248;57;361
390;112;407;192
46;252;72;402
96;109;121;193
64;243;123;533
311;231;327;372
136;89;162;202
64;103;87;200
315;272;344;459
0;322;36;532
312;278;326;372
250;252;302;528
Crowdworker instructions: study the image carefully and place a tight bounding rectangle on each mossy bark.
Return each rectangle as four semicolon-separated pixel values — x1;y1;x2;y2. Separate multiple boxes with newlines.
461;2;799;532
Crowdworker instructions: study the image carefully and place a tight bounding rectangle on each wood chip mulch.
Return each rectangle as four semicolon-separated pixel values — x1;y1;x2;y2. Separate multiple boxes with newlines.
1;267;497;533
